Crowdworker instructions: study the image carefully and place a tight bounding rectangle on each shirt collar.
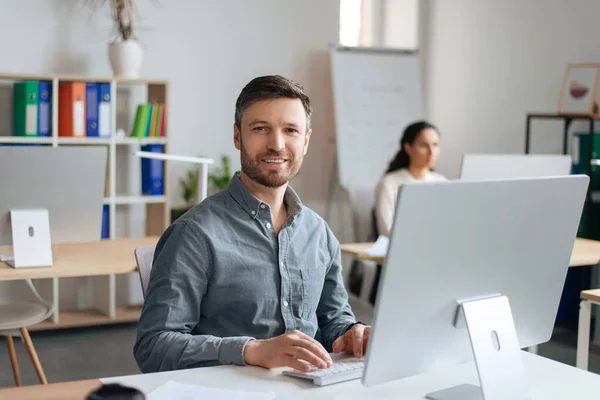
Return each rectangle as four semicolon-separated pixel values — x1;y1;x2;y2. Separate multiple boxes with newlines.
227;171;303;219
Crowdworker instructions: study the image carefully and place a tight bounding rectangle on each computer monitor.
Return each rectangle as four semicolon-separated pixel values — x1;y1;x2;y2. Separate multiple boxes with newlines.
459;154;572;179
363;175;588;399
0;146;107;246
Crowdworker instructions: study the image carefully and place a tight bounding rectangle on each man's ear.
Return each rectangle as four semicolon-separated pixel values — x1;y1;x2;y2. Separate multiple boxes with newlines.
303;129;312;155
233;124;241;150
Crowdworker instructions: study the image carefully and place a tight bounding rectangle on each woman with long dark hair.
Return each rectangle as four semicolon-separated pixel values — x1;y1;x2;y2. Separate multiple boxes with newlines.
375;121;446;236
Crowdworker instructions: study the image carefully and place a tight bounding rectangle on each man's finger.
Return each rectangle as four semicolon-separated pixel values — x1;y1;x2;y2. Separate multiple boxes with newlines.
291;336;332;366
293;330;330;353
284;355;311;372
332;336;344;353
363;328;370;353
352;327;364;358
301;338;333;366
289;346;328;369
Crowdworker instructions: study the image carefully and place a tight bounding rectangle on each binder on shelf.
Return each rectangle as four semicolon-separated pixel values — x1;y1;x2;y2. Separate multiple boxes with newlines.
573;132;600;189
85;83;99;137
98;83;111;137
154;104;164;137
144;103;154;137
160;104;166;137
148;103;158;137
131;104;151;138
38;81;51;137
13;80;39;137
58;82;86;137
141;144;165;195
573;131;600;240
101;204;110;239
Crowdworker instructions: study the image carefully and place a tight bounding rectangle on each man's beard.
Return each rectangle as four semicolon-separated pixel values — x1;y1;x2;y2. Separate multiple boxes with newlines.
240;144;303;188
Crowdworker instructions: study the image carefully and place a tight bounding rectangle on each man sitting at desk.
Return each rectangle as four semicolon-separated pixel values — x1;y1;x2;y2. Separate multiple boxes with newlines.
134;75;370;373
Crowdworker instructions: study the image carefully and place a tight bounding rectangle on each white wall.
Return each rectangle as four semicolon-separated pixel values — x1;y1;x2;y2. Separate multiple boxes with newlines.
383;0;419;49
422;0;600;342
0;0;347;308
0;0;340;207
423;0;600;178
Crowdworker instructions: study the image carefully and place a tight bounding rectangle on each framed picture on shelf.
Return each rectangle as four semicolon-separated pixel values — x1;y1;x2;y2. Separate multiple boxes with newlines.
558;63;600;116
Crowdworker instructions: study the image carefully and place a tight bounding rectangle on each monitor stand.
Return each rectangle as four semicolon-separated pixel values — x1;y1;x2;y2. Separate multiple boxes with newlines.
425;295;531;400
4;209;53;268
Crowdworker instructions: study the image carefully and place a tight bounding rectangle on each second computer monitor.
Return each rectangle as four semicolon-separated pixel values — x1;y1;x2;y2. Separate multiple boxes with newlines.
363;175;588;388
459;153;572;179
0;146;107;246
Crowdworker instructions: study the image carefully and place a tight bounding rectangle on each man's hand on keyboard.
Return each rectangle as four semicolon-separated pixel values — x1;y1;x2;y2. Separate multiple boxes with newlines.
243;330;333;372
332;324;371;358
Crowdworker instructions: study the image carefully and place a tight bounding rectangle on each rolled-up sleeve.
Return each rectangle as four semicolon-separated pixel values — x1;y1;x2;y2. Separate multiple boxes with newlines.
316;228;357;351
133;221;254;373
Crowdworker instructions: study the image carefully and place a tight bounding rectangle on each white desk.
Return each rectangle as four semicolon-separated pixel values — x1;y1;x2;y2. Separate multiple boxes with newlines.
97;352;600;399
1;352;597;399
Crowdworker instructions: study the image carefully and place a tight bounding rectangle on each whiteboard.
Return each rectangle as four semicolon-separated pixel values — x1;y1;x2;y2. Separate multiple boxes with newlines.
330;46;423;190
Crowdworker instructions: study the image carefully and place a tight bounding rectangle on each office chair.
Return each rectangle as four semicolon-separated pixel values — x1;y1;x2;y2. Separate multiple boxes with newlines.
348;208;381;304
0;280;53;386
134;246;156;299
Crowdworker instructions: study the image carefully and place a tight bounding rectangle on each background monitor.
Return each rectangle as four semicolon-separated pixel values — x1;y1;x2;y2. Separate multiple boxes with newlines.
460;154;572;179
0;146;107;246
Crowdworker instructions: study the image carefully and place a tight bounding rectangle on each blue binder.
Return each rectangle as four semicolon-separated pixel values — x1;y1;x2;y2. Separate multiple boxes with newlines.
38;81;51;137
101;204;110;239
86;83;99;137
98;83;111;137
141;144;165;195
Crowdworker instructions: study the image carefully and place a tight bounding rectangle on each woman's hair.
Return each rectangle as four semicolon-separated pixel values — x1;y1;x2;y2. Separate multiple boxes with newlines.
385;121;438;174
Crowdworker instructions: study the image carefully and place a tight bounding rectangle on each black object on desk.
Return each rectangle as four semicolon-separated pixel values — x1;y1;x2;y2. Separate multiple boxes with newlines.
86;383;145;400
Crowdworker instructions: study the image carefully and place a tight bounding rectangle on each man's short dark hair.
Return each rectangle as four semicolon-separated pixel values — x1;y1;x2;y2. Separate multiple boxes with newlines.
234;75;313;131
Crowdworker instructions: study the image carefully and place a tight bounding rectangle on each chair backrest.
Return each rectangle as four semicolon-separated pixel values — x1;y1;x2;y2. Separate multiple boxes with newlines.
0;279;55;330
134;246;156;299
370;207;379;241
0;279;51;306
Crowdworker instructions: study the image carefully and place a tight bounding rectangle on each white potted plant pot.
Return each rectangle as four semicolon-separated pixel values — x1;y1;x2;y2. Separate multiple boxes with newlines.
108;40;143;78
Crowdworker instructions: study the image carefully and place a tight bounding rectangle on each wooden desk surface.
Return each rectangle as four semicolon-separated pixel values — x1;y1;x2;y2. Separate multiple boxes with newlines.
340;242;384;263
341;237;600;267
0;379;101;400
570;238;600;266
0;237;159;281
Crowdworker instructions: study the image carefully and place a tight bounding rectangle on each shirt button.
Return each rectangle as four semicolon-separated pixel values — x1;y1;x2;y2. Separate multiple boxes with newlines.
266;223;272;229
260;204;266;209
251;210;256;215
283;300;289;307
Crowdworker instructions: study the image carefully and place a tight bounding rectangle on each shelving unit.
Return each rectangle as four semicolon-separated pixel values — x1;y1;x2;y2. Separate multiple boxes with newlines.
109;195;167;205
0;136;167;145
29;306;144;332
525;112;599;235
0;73;170;330
526;112;600;343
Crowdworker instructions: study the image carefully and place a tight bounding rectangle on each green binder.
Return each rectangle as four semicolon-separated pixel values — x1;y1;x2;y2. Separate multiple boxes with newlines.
154;104;163;137
574;132;600;190
575;131;600;239
13;80;39;137
131;104;151;138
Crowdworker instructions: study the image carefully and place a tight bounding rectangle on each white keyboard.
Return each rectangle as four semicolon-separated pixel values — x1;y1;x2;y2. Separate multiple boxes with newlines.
282;357;364;386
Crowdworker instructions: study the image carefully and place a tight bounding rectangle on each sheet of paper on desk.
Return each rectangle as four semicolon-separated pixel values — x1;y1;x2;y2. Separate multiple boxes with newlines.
363;235;389;257
147;380;276;400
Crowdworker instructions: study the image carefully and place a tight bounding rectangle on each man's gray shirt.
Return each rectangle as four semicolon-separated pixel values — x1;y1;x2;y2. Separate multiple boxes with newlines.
134;172;356;373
